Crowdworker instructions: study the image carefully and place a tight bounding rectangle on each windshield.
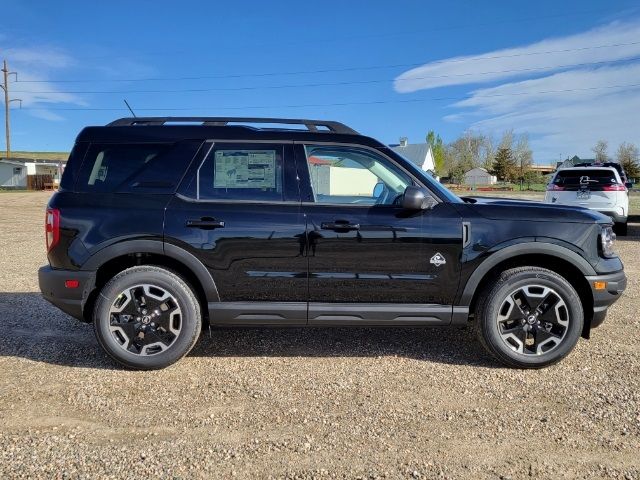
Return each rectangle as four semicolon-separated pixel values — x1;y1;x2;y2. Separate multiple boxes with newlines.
382;148;463;203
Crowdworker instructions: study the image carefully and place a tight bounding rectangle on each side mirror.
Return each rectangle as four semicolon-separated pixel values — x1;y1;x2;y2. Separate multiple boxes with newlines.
625;182;633;189
402;185;436;210
372;182;385;198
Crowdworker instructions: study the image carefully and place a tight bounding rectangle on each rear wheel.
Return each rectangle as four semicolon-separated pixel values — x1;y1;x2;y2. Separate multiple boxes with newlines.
474;267;583;368
614;221;628;236
94;266;202;370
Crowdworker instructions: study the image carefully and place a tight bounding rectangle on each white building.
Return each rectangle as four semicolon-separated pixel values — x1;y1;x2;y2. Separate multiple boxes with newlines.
0;159;28;188
390;137;435;173
0;157;64;189
463;167;497;186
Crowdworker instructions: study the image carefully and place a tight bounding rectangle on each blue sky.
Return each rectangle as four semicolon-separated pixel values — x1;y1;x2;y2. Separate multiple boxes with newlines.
3;0;640;162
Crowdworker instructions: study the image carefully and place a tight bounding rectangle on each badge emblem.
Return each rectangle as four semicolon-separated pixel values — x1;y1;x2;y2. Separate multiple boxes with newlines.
430;253;446;267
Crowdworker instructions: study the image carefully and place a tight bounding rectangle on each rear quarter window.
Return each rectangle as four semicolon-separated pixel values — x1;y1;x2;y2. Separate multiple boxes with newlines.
75;141;202;193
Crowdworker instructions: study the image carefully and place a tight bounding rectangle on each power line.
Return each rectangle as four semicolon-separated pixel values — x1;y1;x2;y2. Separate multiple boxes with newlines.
15;83;640;112
12;56;640;95
13;40;640;85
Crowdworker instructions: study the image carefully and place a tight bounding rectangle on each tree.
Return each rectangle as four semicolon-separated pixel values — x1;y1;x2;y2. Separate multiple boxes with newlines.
522;169;545;189
480;136;496;171
426;130;446;175
592;140;608;163
448;162;468;185
616;142;640;179
492;147;517;182
513;133;533;180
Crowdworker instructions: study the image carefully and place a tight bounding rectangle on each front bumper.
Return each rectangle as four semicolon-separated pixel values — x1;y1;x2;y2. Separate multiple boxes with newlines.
585;270;627;328
38;266;95;321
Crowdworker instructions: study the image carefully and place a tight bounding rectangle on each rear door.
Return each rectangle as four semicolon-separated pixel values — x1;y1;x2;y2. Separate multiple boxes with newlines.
296;143;463;325
164;140;308;325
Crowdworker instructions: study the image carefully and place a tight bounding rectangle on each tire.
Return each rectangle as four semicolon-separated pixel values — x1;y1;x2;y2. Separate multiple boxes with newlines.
614;221;628;236
473;267;583;369
94;266;202;370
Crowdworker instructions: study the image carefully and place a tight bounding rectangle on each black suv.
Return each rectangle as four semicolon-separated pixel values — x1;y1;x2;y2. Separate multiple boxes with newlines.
39;117;627;370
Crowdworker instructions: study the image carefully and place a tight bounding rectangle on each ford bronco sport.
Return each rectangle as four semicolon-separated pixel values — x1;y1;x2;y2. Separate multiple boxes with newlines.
39;117;627;370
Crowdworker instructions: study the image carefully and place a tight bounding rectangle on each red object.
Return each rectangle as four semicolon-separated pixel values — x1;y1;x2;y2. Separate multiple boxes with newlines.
64;279;79;289
547;184;564;191
307;155;333;166
45;208;60;252
602;184;627;191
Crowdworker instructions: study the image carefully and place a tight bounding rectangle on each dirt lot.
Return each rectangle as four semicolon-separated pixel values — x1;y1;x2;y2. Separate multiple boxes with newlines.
0;191;638;479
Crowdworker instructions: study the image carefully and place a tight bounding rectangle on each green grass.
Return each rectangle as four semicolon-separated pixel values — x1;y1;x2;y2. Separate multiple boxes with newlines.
4;151;68;161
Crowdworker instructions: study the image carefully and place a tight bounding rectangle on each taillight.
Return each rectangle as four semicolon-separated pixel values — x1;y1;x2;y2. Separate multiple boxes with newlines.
547;184;564;191
45;208;60;252
602;184;627;191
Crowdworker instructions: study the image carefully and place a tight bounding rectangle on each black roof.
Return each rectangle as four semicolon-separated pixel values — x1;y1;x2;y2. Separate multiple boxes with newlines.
76;117;386;148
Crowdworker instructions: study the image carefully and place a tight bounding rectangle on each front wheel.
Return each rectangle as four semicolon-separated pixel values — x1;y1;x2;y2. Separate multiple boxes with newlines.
474;267;584;368
93;266;202;370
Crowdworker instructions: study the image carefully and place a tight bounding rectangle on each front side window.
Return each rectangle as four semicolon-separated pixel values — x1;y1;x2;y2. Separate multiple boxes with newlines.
304;145;412;205
195;143;284;201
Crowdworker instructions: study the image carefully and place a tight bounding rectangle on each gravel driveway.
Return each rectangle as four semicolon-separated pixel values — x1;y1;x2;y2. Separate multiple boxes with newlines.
0;192;638;479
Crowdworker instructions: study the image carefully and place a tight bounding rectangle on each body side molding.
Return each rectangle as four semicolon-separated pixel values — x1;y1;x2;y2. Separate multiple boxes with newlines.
308;303;453;326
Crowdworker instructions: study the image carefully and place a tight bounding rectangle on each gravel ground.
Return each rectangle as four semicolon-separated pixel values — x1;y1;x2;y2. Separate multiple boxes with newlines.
0;191;638;479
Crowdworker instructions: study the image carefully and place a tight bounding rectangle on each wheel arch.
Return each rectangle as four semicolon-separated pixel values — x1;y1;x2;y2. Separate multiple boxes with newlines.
81;240;219;323
459;243;595;338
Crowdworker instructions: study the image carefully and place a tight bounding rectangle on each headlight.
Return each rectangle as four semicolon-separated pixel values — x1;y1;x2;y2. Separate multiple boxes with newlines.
600;226;617;258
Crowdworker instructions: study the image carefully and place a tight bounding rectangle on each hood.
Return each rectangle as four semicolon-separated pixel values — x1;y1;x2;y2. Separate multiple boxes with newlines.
461;196;612;224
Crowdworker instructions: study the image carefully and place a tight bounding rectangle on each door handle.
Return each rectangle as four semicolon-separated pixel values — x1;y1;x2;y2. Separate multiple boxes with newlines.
321;220;360;231
186;218;225;229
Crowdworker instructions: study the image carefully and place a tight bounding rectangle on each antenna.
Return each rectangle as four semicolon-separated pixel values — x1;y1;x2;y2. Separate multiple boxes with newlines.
123;99;137;118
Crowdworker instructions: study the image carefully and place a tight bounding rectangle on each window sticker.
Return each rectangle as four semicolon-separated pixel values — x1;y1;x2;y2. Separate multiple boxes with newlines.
214;150;276;189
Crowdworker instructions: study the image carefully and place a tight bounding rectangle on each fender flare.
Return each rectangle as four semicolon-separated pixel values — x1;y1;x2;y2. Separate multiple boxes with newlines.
82;239;220;302
458;242;596;306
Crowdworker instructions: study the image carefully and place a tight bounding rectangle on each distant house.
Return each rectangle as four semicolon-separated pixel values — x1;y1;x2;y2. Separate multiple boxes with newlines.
390;137;435;173
463;167;497;186
559;155;595;169
0;156;65;189
0;159;28;188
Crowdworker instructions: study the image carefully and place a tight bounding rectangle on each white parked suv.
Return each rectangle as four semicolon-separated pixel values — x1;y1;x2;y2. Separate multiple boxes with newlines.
545;166;630;235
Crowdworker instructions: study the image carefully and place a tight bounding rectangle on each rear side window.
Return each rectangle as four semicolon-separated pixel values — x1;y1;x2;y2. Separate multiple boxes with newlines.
553;169;619;187
191;143;284;201
76;141;202;193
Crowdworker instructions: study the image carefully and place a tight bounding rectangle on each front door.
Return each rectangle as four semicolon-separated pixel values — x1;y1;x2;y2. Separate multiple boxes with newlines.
296;144;462;324
165;141;307;325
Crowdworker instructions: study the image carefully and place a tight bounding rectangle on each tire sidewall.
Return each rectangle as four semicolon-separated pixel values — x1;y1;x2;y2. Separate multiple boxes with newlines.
94;267;201;370
481;270;584;367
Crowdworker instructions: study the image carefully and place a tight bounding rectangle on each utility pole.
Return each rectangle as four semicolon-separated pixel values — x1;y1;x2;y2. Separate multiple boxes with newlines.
1;60;21;159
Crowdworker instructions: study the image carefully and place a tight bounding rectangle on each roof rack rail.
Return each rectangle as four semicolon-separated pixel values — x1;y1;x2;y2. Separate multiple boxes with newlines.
106;117;359;135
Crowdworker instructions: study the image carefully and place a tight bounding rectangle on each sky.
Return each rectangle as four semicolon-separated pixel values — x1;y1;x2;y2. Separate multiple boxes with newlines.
2;0;640;163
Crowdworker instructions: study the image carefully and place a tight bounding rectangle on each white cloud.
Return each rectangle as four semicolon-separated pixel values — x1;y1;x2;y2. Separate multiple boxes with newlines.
26;108;65;122
449;66;640;160
394;19;640;93
5;46;76;70
394;18;640;161
0;44;85;120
